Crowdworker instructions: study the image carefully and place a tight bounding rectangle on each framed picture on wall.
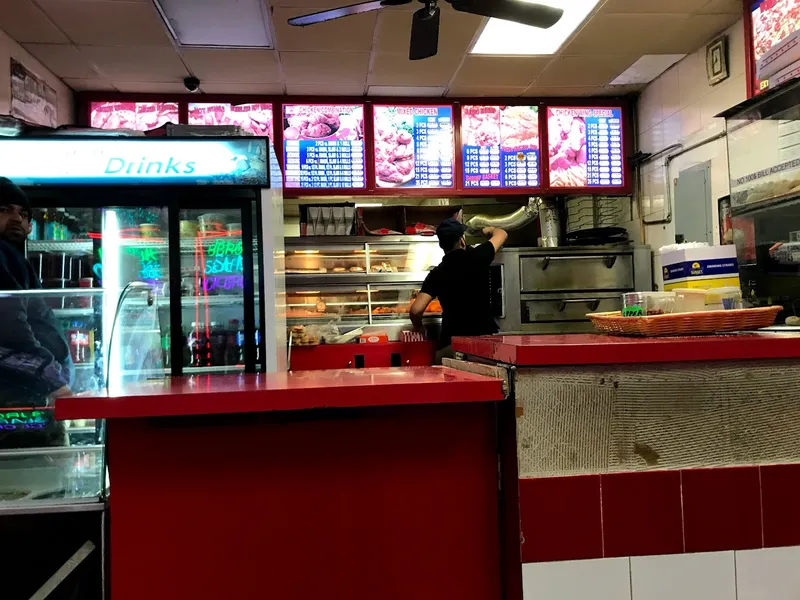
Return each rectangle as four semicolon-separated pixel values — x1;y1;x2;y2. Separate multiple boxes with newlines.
707;36;729;86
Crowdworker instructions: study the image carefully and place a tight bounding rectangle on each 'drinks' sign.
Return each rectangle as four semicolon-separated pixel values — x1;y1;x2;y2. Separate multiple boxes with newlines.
0;138;269;186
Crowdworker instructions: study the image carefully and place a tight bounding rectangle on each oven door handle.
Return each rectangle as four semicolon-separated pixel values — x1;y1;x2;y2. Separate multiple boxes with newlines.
557;298;601;312
540;256;618;271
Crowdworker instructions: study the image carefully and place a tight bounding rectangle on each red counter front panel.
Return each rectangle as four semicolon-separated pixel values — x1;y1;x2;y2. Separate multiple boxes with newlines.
289;342;435;371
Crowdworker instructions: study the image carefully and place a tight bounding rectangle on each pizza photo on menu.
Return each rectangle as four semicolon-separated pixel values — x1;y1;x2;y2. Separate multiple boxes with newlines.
374;107;416;187
283;105;364;142
90;102;179;132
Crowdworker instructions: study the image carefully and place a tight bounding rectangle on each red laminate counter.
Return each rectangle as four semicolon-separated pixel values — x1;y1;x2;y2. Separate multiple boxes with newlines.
57;367;516;600
452;332;800;366
56;367;503;420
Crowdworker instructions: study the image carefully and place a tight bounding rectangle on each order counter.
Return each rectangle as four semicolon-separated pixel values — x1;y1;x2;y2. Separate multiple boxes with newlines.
56;367;512;600
450;333;800;564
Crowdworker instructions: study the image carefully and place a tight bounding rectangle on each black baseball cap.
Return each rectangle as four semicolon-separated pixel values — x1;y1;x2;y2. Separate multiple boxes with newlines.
435;218;468;241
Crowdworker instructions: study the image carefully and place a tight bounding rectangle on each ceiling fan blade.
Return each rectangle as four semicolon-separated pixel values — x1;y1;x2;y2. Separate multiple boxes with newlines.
288;0;394;26
449;0;563;29
409;5;440;60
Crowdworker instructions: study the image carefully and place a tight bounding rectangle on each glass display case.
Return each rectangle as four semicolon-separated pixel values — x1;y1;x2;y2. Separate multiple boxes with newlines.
285;237;443;341
723;79;800;323
0;285;160;509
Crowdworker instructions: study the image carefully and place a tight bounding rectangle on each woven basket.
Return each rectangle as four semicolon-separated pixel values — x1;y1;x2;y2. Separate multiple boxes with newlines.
587;306;783;337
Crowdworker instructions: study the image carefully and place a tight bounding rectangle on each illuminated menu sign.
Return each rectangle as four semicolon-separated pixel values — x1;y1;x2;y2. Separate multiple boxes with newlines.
461;105;539;189
282;104;366;189
547;107;623;188
751;0;800;94
90;102;179;132
373;105;454;189
188;103;273;138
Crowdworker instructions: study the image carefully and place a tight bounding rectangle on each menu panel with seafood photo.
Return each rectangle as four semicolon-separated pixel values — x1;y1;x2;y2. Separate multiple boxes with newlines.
373;105;455;189
282;104;366;190
547;107;624;189
461;105;540;190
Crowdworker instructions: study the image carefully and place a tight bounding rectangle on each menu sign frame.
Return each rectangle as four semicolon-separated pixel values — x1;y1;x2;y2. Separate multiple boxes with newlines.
745;0;800;96
371;104;456;194
281;103;367;191
545;104;625;193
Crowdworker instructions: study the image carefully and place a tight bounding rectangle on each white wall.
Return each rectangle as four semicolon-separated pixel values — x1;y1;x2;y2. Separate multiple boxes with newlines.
0;28;73;125
523;547;800;600
633;20;747;286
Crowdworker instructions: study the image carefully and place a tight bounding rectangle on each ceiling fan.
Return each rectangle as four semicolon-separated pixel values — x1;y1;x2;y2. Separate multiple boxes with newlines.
287;0;564;61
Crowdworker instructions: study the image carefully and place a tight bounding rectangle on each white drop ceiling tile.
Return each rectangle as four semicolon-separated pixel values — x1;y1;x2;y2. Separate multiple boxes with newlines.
280;51;370;85
181;49;281;83
273;7;377;52
695;0;743;14
36;0;172;46
79;46;189;82
113;81;192;93
601;0;710;12
0;0;69;44
368;53;462;86
522;85;613;97
446;86;526;98
534;55;637;87
286;84;366;96
451;56;550;87
657;14;742;54
22;43;99;79
562;14;689;56
200;82;286;94
368;86;445;96
62;78;117;92
375;9;484;55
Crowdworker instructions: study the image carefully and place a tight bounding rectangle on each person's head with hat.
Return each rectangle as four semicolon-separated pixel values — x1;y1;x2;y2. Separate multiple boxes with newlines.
436;218;469;254
0;177;31;246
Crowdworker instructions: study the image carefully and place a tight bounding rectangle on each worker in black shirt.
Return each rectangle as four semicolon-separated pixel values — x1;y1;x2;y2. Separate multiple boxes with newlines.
409;218;508;363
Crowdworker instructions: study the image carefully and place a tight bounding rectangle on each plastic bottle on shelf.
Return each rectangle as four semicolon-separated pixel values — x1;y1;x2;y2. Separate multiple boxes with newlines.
210;321;227;366
29;210;40;241
161;327;171;368
54;208;66;241
236;326;246;364
226;320;240;365
43;209;55;240
255;329;261;362
67;321;90;364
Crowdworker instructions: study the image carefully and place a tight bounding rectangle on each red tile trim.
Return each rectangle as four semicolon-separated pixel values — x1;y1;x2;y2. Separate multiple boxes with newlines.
681;467;762;553
518;476;602;563
601;470;684;558
761;464;800;548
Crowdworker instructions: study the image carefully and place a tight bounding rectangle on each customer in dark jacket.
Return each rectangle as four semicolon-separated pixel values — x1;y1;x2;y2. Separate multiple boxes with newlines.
0;178;72;447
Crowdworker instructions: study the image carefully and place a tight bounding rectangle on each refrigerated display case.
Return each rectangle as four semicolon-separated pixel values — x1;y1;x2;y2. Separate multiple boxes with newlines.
721;79;800;324
285;236;443;342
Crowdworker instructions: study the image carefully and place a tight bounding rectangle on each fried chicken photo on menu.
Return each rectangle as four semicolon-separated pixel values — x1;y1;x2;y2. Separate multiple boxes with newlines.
284;111;341;140
462;106;501;147
548;112;587;188
500;107;539;151
374;110;415;185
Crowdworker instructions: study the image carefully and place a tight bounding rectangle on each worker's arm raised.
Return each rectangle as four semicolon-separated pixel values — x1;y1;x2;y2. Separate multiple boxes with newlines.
482;227;508;253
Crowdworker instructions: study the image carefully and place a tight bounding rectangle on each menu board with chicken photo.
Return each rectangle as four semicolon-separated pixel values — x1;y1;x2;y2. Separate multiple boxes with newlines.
461;105;539;189
188;103;274;138
373;105;454;189
90;102;179;132
548;107;623;189
282;104;366;190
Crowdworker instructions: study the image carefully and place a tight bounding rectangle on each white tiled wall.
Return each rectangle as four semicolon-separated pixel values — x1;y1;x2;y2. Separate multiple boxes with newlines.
632;19;748;286
522;548;800;600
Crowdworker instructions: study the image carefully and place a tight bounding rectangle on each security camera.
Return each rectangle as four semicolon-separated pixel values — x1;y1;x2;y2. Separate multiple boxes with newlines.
184;76;200;93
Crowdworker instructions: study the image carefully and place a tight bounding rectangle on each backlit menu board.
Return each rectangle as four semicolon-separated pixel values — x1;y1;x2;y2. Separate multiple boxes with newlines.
90;102;179;132
188;103;273;138
373;105;454;189
461;105;539;189
282;104;366;189
751;0;800;94
547;107;623;188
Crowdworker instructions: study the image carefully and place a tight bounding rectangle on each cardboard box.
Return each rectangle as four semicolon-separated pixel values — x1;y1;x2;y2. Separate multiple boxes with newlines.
660;245;740;292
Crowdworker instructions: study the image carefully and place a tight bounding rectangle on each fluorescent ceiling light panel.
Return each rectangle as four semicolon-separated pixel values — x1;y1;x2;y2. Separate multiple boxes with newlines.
610;54;686;85
154;0;273;48
471;0;601;56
